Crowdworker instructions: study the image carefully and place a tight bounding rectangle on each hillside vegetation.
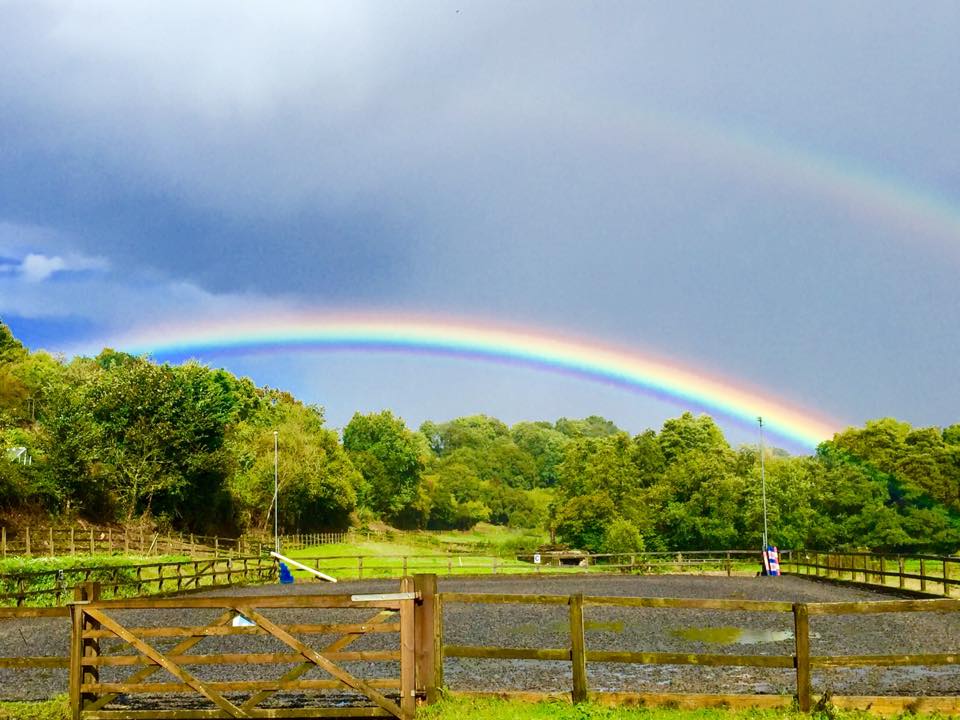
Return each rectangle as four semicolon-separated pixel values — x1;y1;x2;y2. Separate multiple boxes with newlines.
1;323;958;553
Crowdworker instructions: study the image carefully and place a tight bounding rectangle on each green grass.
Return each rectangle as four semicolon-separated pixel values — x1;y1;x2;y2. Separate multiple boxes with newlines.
0;696;68;720
415;697;916;720
280;538;760;582
0;553;189;575
0;696;936;720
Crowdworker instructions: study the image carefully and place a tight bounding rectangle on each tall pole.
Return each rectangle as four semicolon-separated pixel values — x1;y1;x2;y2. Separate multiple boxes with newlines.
759;416;768;549
273;431;279;553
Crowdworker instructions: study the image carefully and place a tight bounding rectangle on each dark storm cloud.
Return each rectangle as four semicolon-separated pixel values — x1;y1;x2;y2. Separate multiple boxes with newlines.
0;1;958;429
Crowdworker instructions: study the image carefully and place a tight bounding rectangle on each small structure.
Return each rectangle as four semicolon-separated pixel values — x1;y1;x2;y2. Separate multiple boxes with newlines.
5;447;30;465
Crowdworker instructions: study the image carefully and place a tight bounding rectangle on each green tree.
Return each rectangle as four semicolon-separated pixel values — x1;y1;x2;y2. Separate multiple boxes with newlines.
344;411;424;525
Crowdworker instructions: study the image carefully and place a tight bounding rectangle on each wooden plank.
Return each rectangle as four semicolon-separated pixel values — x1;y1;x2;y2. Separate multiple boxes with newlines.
400;576;416;720
237;606;403;719
90;596;401;610
83;622;401;639
585;596;794;612
0;606;70;618
811;653;960;667
808;598;960;614
830;695;960;715
84;678;402;693
83;607;249;718
0;656;70;668
84;710;394;719
569;593;588;703
84;650;402;666
444;645;570;661
585;650;795;668
439;592;570;605
241;609;396;711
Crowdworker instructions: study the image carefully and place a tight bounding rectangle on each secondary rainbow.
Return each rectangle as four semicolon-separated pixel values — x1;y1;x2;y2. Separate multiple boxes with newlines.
94;313;841;449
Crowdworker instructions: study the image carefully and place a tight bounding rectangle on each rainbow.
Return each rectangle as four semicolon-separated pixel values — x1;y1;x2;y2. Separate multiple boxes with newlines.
89;313;841;449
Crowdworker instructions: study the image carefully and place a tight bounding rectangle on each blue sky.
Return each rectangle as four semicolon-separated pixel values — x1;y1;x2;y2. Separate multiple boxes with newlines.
1;2;958;449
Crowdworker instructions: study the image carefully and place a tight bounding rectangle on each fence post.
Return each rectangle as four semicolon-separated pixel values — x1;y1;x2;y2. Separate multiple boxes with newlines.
25;526;30;557
70;582;100;718
569;593;588;703
920;558;927;592
943;559;950;597
414;574;439;703
358;556;363;581
400;576;416;720
793;602;811;712
49;527;54;556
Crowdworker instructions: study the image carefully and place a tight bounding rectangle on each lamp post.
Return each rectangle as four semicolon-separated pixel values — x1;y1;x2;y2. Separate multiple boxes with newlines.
273;431;279;553
758;416;768;549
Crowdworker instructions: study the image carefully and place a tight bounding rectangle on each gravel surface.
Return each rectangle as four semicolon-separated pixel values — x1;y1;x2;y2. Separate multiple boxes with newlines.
3;574;959;708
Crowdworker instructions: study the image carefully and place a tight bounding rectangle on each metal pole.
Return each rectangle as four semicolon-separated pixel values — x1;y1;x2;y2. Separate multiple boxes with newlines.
759;416;768;550
274;431;279;554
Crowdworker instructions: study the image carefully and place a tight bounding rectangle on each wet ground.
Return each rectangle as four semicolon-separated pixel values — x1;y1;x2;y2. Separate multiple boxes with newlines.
3;574;958;707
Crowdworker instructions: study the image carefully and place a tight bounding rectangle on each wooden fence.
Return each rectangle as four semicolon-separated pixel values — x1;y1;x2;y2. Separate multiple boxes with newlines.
0;555;275;607
0;575;959;716
0;526;260;559
783;550;960;596
439;588;960;714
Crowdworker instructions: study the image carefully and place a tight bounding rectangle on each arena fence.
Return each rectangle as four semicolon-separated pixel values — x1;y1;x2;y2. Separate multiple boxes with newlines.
1;574;959;717
782;550;960;597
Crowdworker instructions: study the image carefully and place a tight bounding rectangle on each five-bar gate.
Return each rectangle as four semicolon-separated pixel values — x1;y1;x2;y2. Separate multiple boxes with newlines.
68;577;431;720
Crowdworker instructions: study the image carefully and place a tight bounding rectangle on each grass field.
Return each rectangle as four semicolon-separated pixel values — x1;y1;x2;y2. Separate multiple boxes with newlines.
279;531;761;582
0;695;917;720
417;697;891;720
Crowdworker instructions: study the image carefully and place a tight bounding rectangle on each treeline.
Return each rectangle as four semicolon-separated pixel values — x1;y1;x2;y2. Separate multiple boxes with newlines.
1;323;958;552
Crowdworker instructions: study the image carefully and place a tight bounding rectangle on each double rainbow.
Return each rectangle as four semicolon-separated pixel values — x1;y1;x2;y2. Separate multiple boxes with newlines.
95;313;841;449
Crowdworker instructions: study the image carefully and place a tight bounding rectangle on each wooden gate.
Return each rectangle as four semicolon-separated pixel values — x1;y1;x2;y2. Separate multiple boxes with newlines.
68;579;419;720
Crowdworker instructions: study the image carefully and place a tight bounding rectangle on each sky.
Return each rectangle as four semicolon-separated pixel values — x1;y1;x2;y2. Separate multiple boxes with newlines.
1;1;958;451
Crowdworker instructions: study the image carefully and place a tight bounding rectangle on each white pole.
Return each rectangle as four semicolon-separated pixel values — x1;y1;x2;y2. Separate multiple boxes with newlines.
759;416;768;549
274;431;279;554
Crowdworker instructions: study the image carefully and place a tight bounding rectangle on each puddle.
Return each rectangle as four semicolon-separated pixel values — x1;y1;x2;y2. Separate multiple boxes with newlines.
671;626;794;644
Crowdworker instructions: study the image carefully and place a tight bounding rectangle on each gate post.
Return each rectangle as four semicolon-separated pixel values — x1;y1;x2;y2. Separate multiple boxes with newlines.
70;582;101;719
414;574;439;703
399;577;416;720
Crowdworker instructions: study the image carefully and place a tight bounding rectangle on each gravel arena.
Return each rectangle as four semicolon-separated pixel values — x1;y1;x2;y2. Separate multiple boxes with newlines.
3;574;959;708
